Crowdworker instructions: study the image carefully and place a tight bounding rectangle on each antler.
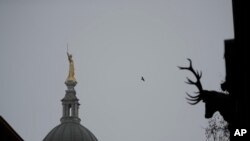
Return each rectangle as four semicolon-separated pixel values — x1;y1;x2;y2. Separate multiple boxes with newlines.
178;59;203;105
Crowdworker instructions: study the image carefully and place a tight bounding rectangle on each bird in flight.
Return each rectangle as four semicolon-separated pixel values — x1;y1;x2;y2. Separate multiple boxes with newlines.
141;76;145;82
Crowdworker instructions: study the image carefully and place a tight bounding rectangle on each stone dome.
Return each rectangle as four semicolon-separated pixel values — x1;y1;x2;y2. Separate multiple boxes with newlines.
43;121;98;141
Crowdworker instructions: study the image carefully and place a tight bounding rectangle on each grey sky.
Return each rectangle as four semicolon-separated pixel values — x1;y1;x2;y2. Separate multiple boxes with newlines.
0;0;233;141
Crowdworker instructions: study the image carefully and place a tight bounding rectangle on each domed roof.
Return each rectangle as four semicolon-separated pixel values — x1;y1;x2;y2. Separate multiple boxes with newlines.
43;121;98;141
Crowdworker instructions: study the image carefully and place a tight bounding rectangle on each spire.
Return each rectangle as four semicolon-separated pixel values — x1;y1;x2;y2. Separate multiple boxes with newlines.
60;51;80;123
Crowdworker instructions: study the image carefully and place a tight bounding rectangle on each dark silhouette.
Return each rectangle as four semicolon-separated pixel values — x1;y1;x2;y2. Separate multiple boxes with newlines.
179;1;248;140
141;76;145;82
0;116;24;141
222;1;248;140
178;59;232;123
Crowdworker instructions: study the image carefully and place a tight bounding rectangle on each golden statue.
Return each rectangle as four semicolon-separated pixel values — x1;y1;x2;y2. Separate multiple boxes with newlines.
66;47;76;82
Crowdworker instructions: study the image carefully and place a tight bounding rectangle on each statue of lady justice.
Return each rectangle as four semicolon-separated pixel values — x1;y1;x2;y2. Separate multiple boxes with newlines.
66;46;76;82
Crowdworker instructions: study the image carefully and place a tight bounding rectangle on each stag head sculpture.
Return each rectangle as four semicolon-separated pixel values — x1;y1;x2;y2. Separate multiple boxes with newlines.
179;59;231;122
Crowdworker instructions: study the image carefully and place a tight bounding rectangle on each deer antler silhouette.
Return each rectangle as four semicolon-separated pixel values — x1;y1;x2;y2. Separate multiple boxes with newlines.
179;58;231;122
178;58;204;105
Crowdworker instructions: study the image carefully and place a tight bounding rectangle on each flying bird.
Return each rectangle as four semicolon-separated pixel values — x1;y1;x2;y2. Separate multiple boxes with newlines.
141;76;145;82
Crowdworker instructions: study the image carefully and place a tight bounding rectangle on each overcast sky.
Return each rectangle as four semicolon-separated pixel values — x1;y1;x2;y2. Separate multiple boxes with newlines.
0;0;233;141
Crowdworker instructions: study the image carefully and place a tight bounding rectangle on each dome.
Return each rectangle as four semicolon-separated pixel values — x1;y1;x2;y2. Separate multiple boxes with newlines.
43;121;98;141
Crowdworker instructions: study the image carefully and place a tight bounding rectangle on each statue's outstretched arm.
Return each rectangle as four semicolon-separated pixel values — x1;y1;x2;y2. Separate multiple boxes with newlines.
67;52;71;61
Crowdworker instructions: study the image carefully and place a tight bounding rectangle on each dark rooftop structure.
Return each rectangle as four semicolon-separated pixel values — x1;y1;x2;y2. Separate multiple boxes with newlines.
0;116;24;141
222;0;248;140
